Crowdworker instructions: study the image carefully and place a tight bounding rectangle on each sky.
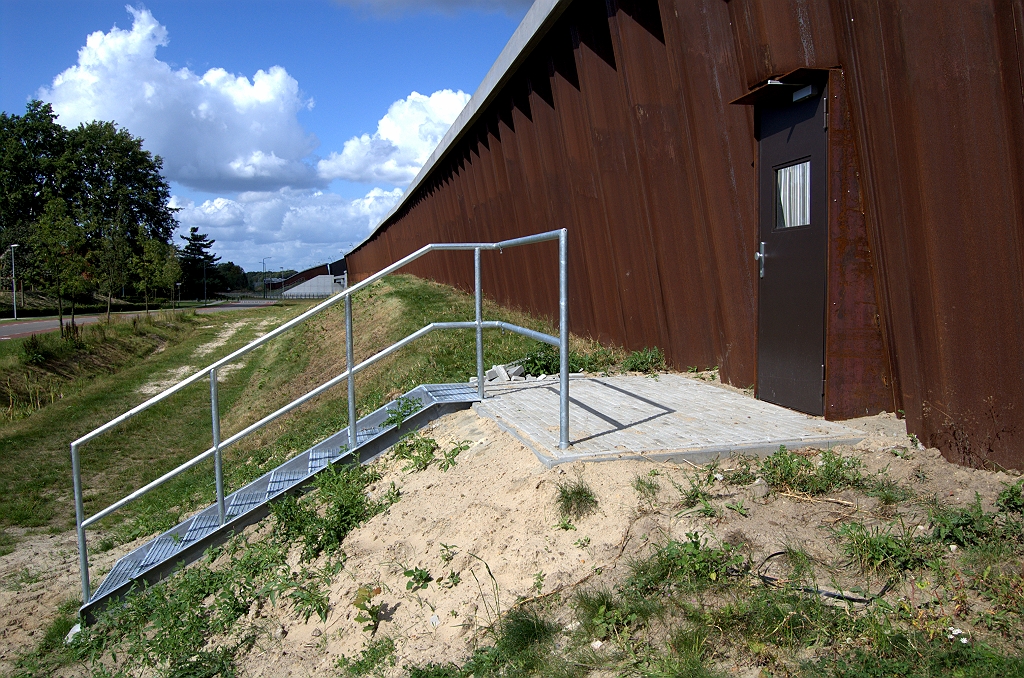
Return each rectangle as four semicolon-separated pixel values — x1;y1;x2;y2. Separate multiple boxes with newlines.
0;0;531;273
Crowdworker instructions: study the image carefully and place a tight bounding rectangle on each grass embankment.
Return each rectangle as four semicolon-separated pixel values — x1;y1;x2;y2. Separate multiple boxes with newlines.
4;274;624;676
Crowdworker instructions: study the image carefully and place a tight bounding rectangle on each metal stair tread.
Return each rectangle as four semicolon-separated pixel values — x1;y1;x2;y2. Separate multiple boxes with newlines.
86;382;480;613
267;469;306;496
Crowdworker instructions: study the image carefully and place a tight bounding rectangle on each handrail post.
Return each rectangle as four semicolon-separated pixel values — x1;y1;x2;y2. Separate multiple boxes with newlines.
71;442;91;603
210;368;226;524
559;228;569;450
475;248;484;401
346;293;357;450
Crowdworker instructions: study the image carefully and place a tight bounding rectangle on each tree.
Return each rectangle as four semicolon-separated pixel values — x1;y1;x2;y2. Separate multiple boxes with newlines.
70;120;176;317
215;262;248;292
0;102;67;258
163;249;182;308
1;102;178;315
178;227;220;300
32;199;87;337
133;237;177;312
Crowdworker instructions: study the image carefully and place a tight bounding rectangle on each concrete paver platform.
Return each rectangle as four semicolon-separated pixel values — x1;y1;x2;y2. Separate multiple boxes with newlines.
474;374;863;466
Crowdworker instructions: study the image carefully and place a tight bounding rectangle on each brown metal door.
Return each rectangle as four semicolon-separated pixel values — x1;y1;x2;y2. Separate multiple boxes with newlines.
756;87;828;415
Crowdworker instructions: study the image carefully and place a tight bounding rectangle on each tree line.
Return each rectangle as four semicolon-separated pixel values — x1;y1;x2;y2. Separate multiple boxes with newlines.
0;101;249;335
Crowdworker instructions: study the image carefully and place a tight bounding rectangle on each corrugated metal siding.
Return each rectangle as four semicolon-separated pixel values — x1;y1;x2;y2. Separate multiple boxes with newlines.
347;0;1024;470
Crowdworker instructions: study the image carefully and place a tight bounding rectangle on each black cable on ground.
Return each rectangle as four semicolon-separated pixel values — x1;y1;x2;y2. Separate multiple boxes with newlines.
755;551;894;604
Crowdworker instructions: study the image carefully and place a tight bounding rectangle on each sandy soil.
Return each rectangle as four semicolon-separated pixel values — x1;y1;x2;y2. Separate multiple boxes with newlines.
2;394;1020;676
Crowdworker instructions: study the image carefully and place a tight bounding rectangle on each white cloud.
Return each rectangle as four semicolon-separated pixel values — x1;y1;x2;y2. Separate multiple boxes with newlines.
317;89;470;185
170;186;402;269
39;7;320;192
334;0;532;15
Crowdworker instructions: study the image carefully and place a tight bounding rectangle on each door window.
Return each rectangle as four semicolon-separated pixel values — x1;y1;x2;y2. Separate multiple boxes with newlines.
775;160;811;229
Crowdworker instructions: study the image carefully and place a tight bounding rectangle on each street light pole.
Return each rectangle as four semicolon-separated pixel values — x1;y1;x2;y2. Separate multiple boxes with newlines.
261;257;272;300
203;262;207;307
9;244;19;320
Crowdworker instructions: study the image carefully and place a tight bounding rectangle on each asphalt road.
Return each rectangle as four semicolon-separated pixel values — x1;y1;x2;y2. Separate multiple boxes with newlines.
0;300;279;340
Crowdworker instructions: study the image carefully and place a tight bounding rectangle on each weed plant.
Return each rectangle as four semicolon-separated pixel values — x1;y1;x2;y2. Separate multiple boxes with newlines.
758;446;864;495
519;343;618;376
928;494;1023;548
626;532;748;595
337;637;397;677
271;463;396;561
623;346;666;374
632;473;660;509
997;479;1024;514
834;520;934;574
555;474;598;521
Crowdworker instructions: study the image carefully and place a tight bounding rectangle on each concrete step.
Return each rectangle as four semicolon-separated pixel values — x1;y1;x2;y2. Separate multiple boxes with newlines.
81;382;478;621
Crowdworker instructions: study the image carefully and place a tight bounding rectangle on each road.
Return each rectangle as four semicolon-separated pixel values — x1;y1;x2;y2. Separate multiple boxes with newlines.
0;300;279;340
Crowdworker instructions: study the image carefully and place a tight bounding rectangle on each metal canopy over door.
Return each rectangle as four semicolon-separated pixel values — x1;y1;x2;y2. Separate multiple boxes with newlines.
755;84;828;416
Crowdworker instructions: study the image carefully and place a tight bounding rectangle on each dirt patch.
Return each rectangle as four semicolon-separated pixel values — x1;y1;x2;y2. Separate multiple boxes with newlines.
194;320;250;358
136;364;195;396
0;530;147;675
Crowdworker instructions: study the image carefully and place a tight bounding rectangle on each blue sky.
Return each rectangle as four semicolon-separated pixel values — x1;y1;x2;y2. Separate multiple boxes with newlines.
0;0;529;272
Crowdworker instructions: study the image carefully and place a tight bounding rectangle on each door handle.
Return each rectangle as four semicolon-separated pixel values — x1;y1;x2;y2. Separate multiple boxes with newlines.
754;242;765;278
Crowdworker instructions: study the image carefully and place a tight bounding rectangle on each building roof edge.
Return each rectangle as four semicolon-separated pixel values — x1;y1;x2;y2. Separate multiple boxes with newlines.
345;0;572;256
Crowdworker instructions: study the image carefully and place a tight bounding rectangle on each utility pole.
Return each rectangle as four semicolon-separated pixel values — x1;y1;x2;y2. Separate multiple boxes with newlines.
262;257;272;300
9;244;19;319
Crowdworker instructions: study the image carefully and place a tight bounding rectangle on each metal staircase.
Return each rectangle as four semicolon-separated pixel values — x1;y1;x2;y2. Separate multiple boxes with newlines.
72;230;570;622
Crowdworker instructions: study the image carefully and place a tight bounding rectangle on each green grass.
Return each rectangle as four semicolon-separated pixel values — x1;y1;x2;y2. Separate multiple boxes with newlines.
758;446;864;495
555;474;598;521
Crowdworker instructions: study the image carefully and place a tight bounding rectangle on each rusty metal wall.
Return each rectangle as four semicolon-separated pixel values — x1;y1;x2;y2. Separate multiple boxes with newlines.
347;0;1024;470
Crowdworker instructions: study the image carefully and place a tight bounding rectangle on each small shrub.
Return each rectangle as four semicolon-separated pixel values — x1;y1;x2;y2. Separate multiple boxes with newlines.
623;346;665;374
555;474;598;521
352;585;385;635
21;334;48;365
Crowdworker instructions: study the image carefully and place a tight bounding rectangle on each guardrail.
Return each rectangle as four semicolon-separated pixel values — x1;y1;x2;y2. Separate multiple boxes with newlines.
70;229;569;605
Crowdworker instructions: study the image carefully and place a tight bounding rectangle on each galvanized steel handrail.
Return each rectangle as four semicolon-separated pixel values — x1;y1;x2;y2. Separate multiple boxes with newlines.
70;229;568;606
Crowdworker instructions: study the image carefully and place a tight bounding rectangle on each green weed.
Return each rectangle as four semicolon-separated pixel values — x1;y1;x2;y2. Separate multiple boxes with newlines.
337;636;396;677
439;440;470;471
866;477;915;506
555;474;598;521
393;433;439;472
758;446;863;495
834;520;933;574
383;395;423;429
633;473;661;509
404;566;433;591
997;479;1024;514
623;346;665;374
352;585;386;635
626;532;748;595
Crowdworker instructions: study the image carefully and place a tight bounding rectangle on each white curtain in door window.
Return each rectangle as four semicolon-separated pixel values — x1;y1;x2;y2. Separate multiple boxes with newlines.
776;161;811;228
